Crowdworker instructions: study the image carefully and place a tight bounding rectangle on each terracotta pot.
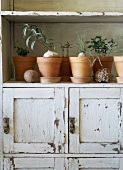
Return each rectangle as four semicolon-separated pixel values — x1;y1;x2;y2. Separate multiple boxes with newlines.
37;57;62;77
60;57;72;82
93;56;113;74
70;77;92;83
13;56;36;81
114;56;123;77
69;57;93;78
40;77;61;83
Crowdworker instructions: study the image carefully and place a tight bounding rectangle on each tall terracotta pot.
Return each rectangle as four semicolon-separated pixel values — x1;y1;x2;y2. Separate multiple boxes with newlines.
93;56;113;74
60;57;72;81
37;57;62;77
69;57;93;78
114;56;123;77
13;56;36;81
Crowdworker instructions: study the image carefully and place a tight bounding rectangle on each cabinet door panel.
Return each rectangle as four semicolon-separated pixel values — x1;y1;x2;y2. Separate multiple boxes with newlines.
69;158;122;170
4;158;64;170
3;88;65;153
69;88;121;153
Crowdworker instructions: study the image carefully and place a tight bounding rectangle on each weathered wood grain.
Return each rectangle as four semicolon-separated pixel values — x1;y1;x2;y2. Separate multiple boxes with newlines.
1;0;10;11
14;0;123;12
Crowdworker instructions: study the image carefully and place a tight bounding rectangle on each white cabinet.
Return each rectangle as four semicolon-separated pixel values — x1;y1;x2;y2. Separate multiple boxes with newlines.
1;1;123;169
69;88;122;153
3;88;65;154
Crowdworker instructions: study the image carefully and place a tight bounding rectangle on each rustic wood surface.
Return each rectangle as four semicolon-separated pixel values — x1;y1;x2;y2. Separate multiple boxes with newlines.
12;0;123;12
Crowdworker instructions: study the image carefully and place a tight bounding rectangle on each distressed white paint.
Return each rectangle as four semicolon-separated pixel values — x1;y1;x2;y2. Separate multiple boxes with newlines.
69;88;121;153
3;82;123;88
120;89;123;153
3;153;123;158
4;158;64;169
3;88;65;154
69;158;119;169
2;11;123;23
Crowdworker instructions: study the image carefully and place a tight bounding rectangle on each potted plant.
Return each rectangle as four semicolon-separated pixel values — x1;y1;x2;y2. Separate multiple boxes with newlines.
69;34;93;83
59;41;72;82
13;44;36;81
88;36;117;74
23;24;62;82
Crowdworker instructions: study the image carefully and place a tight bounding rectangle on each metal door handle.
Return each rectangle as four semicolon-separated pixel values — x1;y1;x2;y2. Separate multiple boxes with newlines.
3;117;10;134
69;117;75;134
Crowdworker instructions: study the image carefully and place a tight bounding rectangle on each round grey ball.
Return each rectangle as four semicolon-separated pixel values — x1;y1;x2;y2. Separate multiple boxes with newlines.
24;70;39;83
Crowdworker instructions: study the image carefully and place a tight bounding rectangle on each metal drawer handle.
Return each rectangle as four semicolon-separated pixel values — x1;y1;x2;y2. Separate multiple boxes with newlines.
69;117;75;134
3;117;10;134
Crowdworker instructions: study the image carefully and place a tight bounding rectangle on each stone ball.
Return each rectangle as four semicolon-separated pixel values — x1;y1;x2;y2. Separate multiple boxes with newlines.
24;70;39;83
94;68;113;83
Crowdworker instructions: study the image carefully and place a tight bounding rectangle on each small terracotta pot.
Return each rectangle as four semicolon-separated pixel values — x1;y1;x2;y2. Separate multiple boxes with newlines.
37;57;62;77
114;56;123;77
69;57;93;78
60;57;72;82
13;56;36;81
93;56;113;74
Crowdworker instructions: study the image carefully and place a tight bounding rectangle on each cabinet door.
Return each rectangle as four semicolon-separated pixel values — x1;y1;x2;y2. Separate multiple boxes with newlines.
3;88;65;153
69;88;121;153
4;157;64;170
69;158;123;170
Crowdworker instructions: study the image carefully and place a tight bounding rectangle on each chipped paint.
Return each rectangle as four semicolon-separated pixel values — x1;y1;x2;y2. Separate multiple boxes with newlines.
48;143;56;153
58;145;62;153
54;118;60;128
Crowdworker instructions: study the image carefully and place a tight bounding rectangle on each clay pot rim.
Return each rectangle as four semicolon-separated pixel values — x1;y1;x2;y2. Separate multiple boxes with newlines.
93;56;113;62
70;76;92;83
37;57;62;63
114;56;123;62
13;56;36;61
69;57;93;62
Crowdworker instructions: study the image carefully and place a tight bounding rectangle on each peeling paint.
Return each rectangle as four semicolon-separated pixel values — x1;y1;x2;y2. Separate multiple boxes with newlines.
48;143;56;153
54;118;60;128
10;157;15;167
94;128;100;132
112;148;118;152
58;145;62;153
84;104;89;108
101;144;107;147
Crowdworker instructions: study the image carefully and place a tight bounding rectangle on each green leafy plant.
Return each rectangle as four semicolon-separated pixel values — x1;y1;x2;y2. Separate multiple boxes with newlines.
77;34;94;66
88;36;117;56
77;34;90;54
14;45;29;56
23;24;55;51
60;41;72;56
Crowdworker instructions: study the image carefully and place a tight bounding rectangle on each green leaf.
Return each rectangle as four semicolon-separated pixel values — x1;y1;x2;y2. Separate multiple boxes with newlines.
26;36;32;47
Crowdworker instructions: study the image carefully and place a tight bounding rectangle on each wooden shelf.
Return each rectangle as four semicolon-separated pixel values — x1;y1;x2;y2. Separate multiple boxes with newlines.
2;11;123;23
3;80;122;88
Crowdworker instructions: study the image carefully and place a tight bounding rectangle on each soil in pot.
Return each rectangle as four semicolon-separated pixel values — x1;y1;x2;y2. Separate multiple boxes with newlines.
37;57;62;77
93;56;113;74
60;57;72;82
69;57;93;78
13;56;36;81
